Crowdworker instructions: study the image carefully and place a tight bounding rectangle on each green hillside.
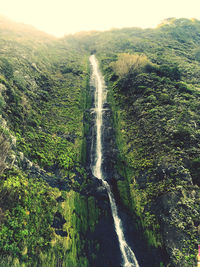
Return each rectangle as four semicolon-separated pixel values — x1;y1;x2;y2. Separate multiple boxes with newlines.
0;16;102;266
0;16;199;266
91;18;200;266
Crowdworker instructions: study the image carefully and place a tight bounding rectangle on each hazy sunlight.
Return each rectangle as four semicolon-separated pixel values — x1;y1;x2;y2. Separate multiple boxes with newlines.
0;0;200;37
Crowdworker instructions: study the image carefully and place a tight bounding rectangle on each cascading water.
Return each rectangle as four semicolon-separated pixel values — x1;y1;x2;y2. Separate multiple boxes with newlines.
89;55;140;267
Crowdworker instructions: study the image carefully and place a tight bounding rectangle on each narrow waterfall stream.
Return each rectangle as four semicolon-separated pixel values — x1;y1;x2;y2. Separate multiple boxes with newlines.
89;55;140;267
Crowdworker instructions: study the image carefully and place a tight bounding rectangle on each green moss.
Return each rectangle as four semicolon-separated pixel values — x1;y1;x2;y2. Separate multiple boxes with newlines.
104;59;165;250
100;44;200;265
116;180;131;208
46;191;100;267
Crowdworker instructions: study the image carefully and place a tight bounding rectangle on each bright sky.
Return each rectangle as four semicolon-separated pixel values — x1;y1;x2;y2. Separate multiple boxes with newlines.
0;0;200;37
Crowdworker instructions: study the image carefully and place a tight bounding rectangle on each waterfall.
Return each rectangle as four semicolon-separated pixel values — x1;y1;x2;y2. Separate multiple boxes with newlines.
89;55;140;267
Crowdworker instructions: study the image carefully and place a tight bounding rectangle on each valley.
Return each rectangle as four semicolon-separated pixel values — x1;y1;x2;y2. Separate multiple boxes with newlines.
0;16;199;266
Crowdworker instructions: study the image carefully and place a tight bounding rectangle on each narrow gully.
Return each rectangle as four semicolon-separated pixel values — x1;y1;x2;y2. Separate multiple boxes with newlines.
89;55;140;267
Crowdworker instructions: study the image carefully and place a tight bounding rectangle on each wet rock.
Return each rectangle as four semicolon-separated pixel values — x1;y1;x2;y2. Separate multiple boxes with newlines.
85;174;108;199
55;230;68;237
52;212;66;229
52;212;68;237
56;196;65;202
103;103;110;109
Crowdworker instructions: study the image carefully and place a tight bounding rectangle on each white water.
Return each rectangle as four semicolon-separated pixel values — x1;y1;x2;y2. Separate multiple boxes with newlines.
90;55;140;267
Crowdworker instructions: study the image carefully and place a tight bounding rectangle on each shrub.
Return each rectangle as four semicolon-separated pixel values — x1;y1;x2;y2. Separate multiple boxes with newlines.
0;58;13;80
190;157;200;185
176;82;193;94
0;128;10;174
172;125;191;144
157;64;181;81
111;53;150;78
0;95;5;112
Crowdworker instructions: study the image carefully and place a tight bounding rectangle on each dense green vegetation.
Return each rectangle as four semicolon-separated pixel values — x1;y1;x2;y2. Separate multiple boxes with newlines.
93;18;200;266
104;57;200;265
0;15;200;266
0;16;102;266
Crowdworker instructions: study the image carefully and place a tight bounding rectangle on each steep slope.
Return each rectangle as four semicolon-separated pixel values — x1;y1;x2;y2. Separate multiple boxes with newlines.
91;18;200;266
0;16;200;267
0;17;103;266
